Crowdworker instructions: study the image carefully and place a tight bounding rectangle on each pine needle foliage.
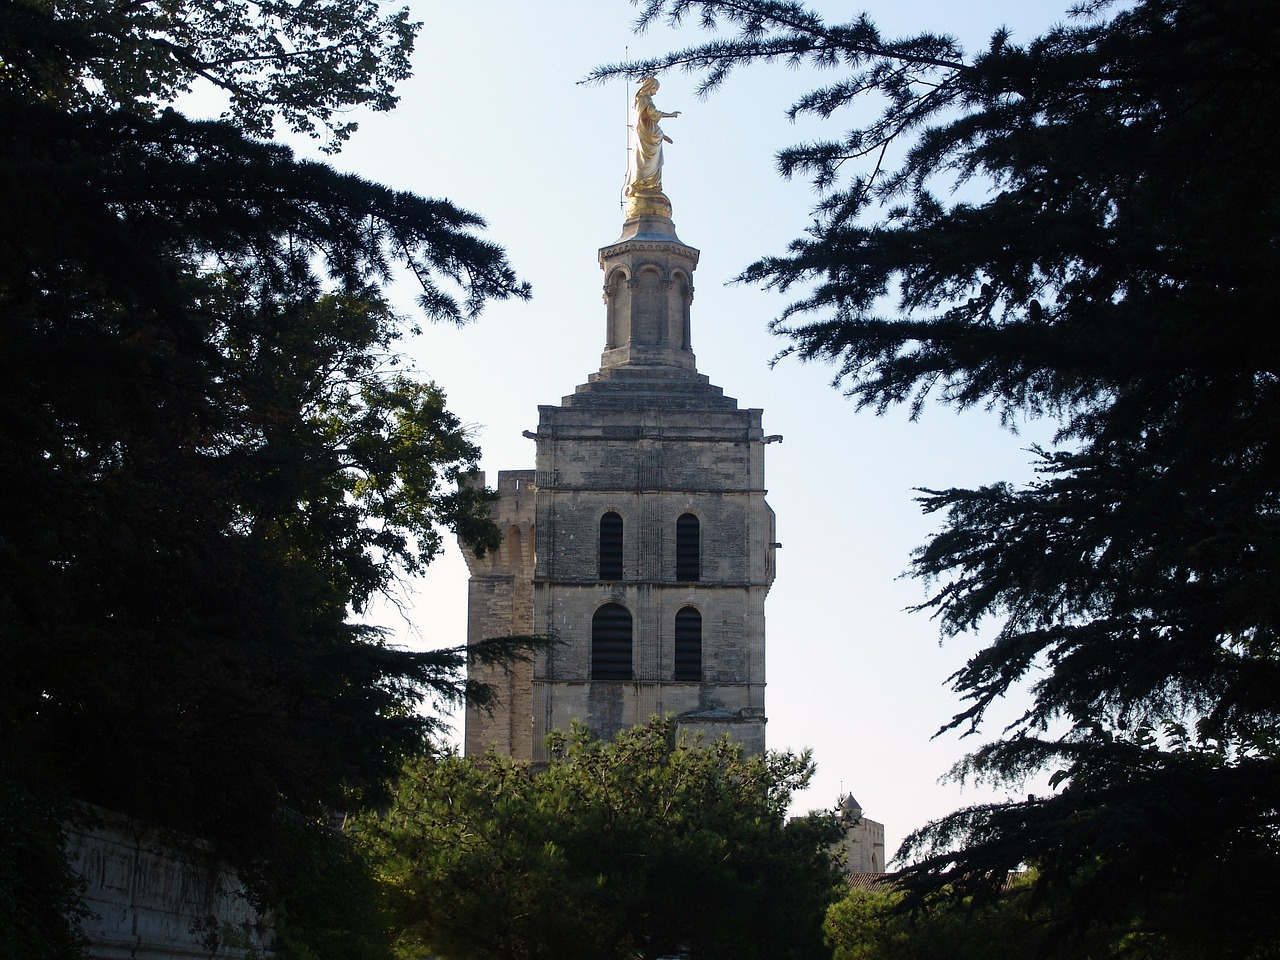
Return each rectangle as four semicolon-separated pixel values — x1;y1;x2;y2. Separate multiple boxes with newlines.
592;2;1280;954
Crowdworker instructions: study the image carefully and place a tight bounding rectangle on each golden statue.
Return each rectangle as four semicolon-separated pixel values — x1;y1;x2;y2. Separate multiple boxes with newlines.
625;76;680;218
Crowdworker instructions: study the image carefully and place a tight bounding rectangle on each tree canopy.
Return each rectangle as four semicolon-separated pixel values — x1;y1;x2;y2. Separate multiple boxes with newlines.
355;719;843;960
824;871;1137;960
5;0;416;147
594;0;1280;954
2;0;532;952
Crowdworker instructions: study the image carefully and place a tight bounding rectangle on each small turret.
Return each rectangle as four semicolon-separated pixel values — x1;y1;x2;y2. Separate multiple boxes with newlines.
597;220;699;372
839;793;864;822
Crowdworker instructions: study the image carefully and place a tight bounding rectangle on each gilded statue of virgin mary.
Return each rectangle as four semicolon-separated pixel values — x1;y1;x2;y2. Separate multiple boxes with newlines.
624;75;680;217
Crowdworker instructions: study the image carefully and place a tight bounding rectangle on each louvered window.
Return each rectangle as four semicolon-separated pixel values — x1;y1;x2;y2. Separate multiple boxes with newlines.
592;603;632;680
676;513;700;581
674;607;702;681
599;512;624;580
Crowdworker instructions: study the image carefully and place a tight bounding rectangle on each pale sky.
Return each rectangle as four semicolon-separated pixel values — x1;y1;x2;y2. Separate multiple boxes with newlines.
284;0;1074;859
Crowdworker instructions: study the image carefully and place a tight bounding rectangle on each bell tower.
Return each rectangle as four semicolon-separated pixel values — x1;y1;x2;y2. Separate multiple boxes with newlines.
464;104;776;759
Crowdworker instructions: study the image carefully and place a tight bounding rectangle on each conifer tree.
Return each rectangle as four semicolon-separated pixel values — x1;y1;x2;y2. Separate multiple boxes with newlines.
594;2;1280;953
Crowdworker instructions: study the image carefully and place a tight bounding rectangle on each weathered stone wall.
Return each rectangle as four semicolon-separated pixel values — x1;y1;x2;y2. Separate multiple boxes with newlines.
462;214;775;763
66;808;275;960
462;470;537;758
836;796;888;874
528;359;773;759
839;815;887;874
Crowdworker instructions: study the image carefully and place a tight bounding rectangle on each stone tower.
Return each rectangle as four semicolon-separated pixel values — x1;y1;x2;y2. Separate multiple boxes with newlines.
464;169;777;761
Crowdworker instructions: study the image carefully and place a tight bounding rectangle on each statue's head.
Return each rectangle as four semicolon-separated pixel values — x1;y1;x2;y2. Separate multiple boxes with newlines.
636;75;659;97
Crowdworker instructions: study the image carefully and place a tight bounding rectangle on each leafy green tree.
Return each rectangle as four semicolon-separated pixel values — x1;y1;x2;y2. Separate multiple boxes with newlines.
824;886;910;960
4;0;416;148
594;1;1280;954
1;0;532;953
825;872;1134;960
355;718;843;960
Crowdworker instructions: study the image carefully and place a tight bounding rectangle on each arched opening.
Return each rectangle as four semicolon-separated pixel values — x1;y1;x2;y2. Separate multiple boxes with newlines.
592;603;633;681
599;512;624;580
669;271;692;348
676;513;700;582
674;607;702;681
606;268;630;348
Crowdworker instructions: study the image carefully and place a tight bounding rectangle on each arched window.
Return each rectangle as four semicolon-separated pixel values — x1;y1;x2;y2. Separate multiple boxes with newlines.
599;512;624;580
592;603;633;680
606;268;630;349
674;607;702;681
676;513;700;581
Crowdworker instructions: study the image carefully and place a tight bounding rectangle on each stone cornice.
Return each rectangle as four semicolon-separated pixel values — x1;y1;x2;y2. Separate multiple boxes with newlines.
598;239;700;265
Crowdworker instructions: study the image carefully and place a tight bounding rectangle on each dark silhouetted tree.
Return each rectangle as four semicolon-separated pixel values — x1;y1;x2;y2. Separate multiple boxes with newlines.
1;0;532;954
592;2;1280;955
